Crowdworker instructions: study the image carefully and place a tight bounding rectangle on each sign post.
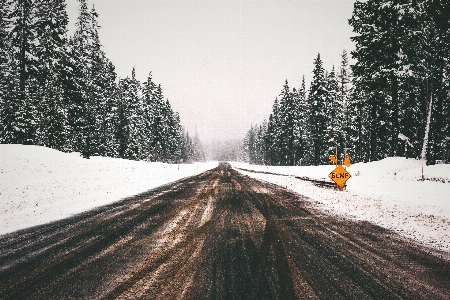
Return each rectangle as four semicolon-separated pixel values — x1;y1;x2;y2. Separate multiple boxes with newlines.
329;142;351;190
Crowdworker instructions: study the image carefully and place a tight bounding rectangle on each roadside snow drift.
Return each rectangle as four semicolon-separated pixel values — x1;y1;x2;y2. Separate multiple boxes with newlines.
0;144;217;235
2;144;449;253
232;159;450;252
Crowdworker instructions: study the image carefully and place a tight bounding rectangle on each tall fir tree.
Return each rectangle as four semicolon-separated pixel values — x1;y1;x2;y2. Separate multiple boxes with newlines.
0;0;14;142
297;76;309;165
70;0;92;156
181;129;194;163
8;0;37;144
149;84;166;160
116;67;142;160
88;4;118;157
192;128;205;162
33;0;71;150
265;98;281;165
308;53;329;165
97;58;118;157
278;80;295;165
141;72;157;158
256;121;268;165
338;50;353;159
326;66;344;161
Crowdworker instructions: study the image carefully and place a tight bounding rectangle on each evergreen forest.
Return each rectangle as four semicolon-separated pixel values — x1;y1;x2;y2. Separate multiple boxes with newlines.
243;0;449;166
0;0;205;162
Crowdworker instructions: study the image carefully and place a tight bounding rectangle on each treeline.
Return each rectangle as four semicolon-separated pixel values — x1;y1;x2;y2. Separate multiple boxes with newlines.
244;0;449;166
0;0;204;162
243;52;351;166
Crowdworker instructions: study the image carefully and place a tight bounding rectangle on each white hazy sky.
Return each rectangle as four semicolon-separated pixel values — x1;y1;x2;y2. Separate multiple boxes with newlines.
66;0;356;143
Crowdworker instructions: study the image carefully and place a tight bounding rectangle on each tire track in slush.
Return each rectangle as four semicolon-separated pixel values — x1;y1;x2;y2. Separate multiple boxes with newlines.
0;163;449;299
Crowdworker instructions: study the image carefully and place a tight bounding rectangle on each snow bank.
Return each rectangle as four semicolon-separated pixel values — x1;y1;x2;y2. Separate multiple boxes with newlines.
232;158;450;252
2;145;448;252
0;145;217;235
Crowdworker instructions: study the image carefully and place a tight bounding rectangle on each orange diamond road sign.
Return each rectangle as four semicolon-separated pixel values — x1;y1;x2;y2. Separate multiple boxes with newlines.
329;165;351;190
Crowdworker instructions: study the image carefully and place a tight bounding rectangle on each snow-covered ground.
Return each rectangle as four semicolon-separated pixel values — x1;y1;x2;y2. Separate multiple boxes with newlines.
2;145;449;253
232;159;450;252
0;144;217;235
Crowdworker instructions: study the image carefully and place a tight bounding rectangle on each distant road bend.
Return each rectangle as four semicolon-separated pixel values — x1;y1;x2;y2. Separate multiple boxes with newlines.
1;162;449;299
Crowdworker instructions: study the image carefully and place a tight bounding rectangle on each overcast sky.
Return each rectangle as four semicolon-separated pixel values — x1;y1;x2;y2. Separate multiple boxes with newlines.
66;0;356;144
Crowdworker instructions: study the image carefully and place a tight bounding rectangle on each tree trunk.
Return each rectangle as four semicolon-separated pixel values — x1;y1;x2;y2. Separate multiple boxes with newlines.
391;73;399;156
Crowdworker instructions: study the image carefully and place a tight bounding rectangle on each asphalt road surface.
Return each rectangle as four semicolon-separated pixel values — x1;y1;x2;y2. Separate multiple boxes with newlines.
1;163;449;299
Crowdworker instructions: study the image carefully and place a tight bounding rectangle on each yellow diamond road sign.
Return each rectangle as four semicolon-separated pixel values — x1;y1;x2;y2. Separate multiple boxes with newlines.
329;165;351;189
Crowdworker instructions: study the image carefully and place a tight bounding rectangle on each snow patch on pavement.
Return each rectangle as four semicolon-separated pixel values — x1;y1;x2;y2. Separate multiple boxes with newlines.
200;196;215;227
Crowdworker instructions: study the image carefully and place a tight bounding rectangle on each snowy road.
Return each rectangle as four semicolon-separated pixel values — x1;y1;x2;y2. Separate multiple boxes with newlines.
0;163;449;299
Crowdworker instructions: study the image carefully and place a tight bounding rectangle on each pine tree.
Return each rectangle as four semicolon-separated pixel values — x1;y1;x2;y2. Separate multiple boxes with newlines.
72;0;90;69
170;111;183;161
192;128;205;162
297;76;310;165
326;66;344;161
141;72;157;158
308;53;329;165
88;5;119;157
277;80;292;165
181;129;194;163
69;0;92;156
0;0;14;142
117;68;142;160
64;35;85;153
97;58;118;157
255;121;267;165
33;0;71;150
149;84;167;161
85;4;104;156
162;99;182;161
8;0;37;144
0;1;9;81
116;79;129;159
265;98;281;165
243;125;254;163
348;80;370;162
338;50;352;159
